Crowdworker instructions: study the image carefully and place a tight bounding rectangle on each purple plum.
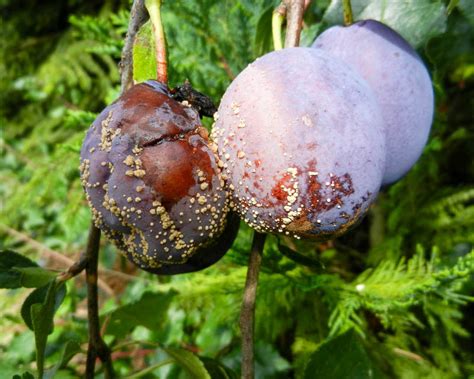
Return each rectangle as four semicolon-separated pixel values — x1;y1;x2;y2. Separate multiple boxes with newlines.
312;19;434;184
213;48;386;239
80;80;237;275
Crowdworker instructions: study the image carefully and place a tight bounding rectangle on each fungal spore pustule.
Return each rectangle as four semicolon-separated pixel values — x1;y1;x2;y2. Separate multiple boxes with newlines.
80;80;236;274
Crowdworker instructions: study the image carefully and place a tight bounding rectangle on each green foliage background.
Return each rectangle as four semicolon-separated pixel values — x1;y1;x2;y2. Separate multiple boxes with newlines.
0;0;473;377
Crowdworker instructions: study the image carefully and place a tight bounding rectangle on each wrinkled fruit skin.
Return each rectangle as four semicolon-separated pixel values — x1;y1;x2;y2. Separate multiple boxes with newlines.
312;20;434;185
213;48;385;239
80;80;236;275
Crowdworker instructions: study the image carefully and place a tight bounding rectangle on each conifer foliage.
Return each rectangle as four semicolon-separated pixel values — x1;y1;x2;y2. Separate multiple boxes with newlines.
1;0;473;378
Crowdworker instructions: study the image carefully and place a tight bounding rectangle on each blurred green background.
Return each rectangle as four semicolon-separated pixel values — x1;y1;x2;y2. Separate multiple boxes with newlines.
0;0;473;378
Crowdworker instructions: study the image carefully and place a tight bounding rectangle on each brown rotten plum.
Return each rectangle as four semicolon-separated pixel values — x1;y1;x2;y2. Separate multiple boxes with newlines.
80;80;237;275
213;48;386;239
312;20;434;185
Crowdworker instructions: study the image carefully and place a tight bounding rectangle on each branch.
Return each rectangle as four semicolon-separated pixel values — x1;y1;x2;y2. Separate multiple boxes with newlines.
239;232;267;379
120;0;148;92
85;224;115;379
284;0;306;48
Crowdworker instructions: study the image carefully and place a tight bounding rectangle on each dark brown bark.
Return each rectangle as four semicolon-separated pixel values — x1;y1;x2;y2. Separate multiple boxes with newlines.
239;232;267;379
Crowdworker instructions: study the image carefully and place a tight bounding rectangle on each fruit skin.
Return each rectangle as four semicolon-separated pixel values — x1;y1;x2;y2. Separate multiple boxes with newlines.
312;19;434;185
80;80;236;275
213;48;385;239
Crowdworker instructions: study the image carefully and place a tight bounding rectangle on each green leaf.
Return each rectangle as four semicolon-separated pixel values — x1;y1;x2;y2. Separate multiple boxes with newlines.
105;291;176;338
21;281;66;330
0;250;38;288
13;267;58;288
303;329;385;379
163;347;211;379
133;21;156;83
199;357;238;379
323;0;447;48
43;340;81;379
254;5;274;56
30;281;67;379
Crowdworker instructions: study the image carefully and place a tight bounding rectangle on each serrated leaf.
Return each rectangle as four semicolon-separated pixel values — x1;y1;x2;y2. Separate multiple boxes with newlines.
0;250;38;288
28;281;67;379
254;5;274;56
105;291;175;338
43;340;81;379
303;329;385;379
132;20;156;83
323;0;447;48
164;347;211;379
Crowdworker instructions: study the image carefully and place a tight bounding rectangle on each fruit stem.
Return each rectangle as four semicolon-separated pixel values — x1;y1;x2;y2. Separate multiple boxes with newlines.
145;0;168;84
240;231;267;379
284;0;305;48
342;0;353;25
84;224;115;379
120;0;148;92
272;3;286;51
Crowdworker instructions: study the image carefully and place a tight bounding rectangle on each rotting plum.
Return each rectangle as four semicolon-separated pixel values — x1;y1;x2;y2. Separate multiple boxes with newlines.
80;80;238;275
312;19;434;185
212;48;386;239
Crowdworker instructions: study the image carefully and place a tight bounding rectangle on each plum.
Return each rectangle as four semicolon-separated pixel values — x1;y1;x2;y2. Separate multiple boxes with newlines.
212;48;385;239
80;80;238;275
312;19;434;184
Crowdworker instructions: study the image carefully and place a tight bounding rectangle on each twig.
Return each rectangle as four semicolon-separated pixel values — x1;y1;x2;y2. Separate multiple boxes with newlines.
239;232;267;379
145;0;168;84
85;224;115;379
57;252;88;282
342;0;353;26
284;0;305;48
272;2;287;50
120;0;148;92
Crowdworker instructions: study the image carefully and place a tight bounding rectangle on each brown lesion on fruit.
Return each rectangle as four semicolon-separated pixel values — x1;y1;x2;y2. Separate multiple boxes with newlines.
305;170;354;213
119;83;201;143
140;139;214;210
332;204;364;236
271;172;294;202
276;161;358;236
286;216;313;233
